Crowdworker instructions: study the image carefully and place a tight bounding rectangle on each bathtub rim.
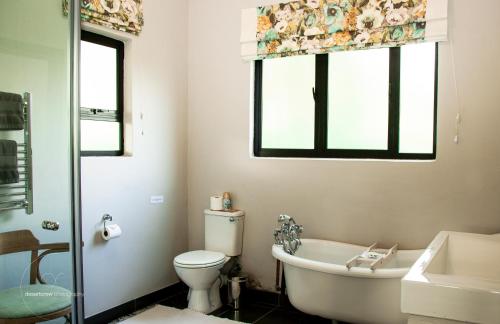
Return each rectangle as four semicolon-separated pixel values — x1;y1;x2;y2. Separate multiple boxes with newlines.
272;239;424;279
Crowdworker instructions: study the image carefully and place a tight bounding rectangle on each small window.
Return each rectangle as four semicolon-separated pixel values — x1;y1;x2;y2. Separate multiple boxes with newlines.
328;48;390;151
261;55;316;149
80;31;124;156
254;43;438;160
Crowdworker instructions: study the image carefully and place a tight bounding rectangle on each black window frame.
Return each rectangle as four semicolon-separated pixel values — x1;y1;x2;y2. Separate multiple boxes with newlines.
253;44;439;160
80;30;125;157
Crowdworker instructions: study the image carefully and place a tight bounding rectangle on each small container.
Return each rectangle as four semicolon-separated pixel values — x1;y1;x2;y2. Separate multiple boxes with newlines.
229;274;248;310
223;192;232;211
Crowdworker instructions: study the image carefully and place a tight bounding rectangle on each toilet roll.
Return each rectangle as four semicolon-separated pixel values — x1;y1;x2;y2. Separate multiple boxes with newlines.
210;195;223;211
101;223;122;241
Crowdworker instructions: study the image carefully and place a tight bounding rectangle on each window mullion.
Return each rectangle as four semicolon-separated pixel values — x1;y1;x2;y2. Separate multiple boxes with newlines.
315;54;329;154
432;43;439;158
253;60;263;156
388;47;401;158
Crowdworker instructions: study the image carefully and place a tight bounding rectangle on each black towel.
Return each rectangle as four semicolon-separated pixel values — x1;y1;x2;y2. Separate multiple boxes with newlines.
0;140;19;184
0;92;24;130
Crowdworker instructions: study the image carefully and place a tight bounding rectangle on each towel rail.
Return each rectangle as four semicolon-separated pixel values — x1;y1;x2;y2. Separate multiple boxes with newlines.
0;92;33;215
0;199;26;205
0;185;25;190
0;205;27;213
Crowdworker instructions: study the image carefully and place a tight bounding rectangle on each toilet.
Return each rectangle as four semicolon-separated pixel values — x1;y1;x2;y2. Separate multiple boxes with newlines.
174;209;244;314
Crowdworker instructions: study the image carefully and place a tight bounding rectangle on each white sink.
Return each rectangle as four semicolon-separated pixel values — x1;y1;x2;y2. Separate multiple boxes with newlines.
402;231;500;324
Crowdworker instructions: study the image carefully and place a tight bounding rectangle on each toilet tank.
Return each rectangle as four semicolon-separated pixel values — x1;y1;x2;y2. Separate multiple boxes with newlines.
204;209;245;256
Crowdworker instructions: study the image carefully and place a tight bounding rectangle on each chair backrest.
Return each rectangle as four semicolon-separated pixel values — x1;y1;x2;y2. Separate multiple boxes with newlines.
0;230;40;284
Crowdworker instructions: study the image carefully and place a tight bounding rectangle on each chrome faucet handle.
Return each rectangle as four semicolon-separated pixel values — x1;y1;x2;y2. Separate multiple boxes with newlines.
275;214;303;255
278;214;290;223
279;214;297;225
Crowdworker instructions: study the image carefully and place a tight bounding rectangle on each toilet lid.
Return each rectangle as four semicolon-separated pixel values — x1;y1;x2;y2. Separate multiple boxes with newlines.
174;250;225;268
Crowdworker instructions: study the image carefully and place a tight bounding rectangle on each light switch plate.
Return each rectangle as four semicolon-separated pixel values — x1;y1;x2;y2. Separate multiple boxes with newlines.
150;195;164;204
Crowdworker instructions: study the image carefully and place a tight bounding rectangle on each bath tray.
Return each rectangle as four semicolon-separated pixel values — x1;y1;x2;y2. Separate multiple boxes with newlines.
345;243;398;271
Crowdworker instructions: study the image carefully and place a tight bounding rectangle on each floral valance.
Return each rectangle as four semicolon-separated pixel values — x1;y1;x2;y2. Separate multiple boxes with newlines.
64;0;144;36
241;0;448;60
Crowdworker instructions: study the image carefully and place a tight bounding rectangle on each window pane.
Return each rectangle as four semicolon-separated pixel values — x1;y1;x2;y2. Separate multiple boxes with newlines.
399;43;436;154
261;55;315;149
81;120;120;152
328;49;390;150
81;40;117;110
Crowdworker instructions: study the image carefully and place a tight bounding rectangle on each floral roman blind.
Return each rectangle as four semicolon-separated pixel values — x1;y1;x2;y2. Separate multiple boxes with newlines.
64;0;144;36
241;0;448;60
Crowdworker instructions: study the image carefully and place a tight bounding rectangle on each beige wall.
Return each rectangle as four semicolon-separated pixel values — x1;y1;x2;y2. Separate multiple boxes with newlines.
187;0;500;291
82;0;188;317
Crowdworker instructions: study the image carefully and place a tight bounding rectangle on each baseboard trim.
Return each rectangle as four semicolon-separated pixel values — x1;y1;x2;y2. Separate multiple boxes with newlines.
84;282;187;324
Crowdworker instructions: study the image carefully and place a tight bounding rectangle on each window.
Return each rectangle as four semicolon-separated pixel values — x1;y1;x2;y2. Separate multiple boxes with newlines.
254;43;438;160
80;31;124;156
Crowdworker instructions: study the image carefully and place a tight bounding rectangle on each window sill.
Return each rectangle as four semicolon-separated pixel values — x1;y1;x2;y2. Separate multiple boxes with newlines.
249;155;436;163
81;151;132;158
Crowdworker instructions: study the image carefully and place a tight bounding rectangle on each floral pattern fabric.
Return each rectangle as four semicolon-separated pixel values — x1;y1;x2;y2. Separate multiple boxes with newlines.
63;0;144;35
256;0;427;59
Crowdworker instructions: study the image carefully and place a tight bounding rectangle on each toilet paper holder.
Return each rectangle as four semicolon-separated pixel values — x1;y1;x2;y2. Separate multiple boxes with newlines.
101;214;122;241
102;214;113;228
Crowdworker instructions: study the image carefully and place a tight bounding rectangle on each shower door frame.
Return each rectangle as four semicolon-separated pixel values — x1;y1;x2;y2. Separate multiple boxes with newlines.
70;0;85;322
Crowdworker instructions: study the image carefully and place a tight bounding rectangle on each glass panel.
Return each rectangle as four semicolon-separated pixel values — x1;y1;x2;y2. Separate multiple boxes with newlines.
81;40;117;110
328;48;390;150
261;55;315;149
81;120;121;152
0;0;75;322
399;43;436;154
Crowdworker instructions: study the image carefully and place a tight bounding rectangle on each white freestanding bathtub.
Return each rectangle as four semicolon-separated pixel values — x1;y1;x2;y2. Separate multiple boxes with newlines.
272;239;423;324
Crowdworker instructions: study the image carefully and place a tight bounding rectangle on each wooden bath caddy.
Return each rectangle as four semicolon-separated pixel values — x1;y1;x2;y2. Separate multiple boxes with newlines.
345;243;399;271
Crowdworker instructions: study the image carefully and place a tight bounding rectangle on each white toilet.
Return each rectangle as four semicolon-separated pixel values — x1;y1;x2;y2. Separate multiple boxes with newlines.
174;209;244;314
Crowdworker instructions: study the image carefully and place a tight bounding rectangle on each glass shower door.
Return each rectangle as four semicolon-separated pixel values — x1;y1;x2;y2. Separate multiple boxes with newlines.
0;0;77;323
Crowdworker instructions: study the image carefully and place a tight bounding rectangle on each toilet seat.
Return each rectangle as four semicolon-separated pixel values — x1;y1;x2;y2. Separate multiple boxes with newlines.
174;250;225;269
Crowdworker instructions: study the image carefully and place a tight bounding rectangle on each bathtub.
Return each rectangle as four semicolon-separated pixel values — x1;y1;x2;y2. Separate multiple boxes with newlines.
272;239;423;324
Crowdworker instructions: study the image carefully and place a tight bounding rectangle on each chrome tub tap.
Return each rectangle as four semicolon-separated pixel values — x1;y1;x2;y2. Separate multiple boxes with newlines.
274;214;303;255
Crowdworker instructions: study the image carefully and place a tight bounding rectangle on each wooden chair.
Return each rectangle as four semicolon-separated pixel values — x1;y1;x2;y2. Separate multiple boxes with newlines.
0;230;71;324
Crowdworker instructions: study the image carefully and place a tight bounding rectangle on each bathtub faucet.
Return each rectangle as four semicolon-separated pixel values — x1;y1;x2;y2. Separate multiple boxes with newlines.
274;214;303;255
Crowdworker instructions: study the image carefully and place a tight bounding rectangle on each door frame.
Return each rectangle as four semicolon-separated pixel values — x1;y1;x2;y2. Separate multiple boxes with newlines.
70;0;85;322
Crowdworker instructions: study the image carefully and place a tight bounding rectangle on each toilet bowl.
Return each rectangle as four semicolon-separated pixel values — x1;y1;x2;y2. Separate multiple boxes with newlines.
174;250;227;314
174;209;245;314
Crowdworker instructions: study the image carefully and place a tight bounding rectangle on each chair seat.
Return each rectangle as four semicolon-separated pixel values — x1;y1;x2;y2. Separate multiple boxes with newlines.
0;284;71;319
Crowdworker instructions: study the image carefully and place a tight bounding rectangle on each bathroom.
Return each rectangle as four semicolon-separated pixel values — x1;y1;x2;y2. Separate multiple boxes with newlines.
1;0;499;323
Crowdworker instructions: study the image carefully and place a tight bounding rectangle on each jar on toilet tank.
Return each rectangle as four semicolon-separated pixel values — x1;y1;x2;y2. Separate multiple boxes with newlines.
223;192;232;211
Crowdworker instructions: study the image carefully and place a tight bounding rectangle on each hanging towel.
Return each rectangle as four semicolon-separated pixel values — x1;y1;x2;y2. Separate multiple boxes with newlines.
0;140;19;184
0;92;24;130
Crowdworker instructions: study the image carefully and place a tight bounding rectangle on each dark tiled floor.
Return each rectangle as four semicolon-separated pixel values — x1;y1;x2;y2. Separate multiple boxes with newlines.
158;289;189;309
216;304;274;323
255;308;332;324
159;288;341;324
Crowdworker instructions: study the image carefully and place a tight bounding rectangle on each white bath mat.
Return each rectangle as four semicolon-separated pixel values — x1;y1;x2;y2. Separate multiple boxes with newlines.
120;305;240;324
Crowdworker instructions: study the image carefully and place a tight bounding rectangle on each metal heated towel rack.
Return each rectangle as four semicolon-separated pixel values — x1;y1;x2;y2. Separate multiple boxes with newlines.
0;92;33;214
